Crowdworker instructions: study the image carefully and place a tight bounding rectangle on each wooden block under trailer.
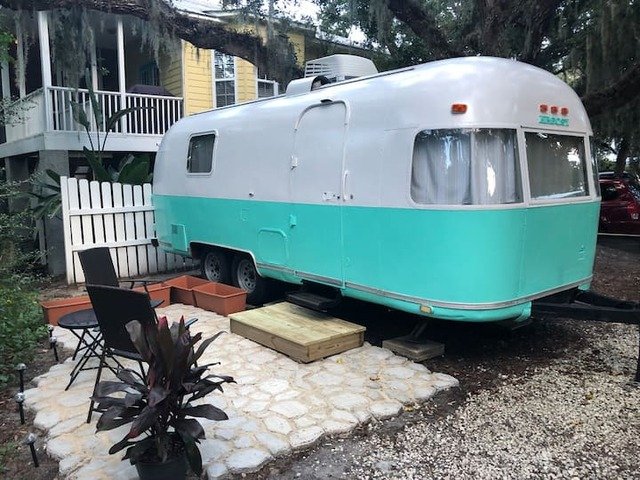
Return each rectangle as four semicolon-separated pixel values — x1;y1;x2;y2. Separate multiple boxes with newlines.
229;302;366;363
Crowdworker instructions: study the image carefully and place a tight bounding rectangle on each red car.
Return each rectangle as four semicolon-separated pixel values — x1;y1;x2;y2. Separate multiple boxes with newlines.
598;172;640;235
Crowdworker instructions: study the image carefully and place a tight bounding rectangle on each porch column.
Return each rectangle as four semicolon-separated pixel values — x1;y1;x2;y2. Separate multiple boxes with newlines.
37;150;69;276
4;158;30;212
37;11;53;131
90;38;98;90
1;61;10;100
116;17;128;133
15;21;25;97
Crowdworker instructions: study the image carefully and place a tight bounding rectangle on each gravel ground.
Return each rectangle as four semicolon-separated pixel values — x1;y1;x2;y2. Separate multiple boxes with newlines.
342;323;639;480
248;238;640;480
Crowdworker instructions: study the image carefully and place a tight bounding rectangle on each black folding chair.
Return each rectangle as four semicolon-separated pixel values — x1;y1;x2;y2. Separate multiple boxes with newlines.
78;247;163;307
85;285;197;423
85;285;155;423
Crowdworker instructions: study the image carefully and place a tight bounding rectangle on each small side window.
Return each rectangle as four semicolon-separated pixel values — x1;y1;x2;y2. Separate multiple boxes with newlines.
187;134;215;173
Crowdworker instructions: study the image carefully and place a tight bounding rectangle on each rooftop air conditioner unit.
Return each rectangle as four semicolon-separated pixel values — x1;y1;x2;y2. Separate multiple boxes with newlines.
304;54;378;83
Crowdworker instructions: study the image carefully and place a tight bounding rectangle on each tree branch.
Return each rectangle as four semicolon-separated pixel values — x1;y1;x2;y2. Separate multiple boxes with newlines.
581;62;640;118
519;0;563;64
383;0;464;58
0;0;282;79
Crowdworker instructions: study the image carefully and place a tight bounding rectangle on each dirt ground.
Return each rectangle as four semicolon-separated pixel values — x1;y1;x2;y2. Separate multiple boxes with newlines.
1;237;638;479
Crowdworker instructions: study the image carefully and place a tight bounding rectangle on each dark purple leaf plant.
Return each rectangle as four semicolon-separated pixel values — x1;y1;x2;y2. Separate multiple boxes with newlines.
92;316;234;476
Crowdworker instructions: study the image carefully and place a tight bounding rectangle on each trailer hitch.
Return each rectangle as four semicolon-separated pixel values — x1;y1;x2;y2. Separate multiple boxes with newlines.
532;289;640;382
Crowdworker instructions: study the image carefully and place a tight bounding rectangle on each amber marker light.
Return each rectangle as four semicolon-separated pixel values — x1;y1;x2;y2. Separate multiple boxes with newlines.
539;104;549;113
420;305;433;314
451;103;467;114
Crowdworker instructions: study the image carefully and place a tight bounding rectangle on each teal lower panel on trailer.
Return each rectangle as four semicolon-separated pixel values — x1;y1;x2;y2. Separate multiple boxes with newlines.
153;194;599;322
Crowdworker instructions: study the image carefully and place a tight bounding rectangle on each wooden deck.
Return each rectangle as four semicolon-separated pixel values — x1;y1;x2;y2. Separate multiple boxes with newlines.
229;302;366;363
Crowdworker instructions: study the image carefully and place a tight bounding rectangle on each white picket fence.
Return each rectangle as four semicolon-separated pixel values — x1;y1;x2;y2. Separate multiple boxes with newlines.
60;177;196;284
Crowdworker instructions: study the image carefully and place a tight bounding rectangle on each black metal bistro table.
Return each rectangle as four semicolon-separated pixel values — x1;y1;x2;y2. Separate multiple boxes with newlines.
57;309;104;390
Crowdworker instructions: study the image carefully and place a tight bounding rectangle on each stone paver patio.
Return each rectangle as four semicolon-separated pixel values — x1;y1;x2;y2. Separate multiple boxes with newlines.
24;303;458;479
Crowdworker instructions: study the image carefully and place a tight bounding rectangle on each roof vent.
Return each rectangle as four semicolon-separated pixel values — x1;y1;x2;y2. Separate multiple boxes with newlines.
285;76;331;96
304;54;377;83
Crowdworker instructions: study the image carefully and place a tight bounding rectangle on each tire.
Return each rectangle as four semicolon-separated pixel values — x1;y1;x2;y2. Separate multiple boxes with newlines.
201;248;231;284
231;254;269;305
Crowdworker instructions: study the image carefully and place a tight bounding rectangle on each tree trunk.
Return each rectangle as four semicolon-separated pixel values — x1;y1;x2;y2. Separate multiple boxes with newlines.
383;0;464;58
614;138;629;177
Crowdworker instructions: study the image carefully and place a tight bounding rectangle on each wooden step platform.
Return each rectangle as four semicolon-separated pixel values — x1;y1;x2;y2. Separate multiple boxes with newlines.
229;302;366;363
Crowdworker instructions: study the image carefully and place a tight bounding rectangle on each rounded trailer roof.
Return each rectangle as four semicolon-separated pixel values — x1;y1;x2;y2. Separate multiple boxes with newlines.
165;56;591;139
383;57;591;133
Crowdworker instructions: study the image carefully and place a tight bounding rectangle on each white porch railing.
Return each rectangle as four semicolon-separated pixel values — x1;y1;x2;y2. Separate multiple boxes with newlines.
4;88;46;143
2;86;183;144
125;92;183;135
49;86;183;135
61;177;196;284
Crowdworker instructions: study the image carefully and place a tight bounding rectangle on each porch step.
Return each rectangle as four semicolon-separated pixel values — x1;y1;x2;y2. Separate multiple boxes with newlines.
286;291;341;311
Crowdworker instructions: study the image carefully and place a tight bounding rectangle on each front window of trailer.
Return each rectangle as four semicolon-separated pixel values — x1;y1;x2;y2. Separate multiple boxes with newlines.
526;132;589;200
187;134;215;173
411;128;522;205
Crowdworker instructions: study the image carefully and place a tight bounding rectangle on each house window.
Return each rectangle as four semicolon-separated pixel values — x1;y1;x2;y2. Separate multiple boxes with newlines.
187;134;215;173
257;79;279;98
214;51;235;107
139;62;160;86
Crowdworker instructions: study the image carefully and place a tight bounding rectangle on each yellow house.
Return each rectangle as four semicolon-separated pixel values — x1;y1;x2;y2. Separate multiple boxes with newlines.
176;42;281;116
0;6;370;274
165;15;362;115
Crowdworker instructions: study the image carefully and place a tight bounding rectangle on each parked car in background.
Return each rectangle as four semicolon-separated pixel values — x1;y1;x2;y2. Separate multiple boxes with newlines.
598;172;640;235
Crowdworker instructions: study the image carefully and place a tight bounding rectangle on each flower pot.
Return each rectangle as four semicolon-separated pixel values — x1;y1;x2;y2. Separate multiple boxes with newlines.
40;295;92;326
163;275;210;305
193;282;247;316
133;283;172;307
135;453;187;480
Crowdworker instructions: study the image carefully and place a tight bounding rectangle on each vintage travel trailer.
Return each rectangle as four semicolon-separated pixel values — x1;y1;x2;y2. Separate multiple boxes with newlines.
153;55;600;323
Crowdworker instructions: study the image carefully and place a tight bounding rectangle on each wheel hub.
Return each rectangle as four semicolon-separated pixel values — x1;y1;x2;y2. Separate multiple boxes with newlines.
237;259;257;292
204;254;222;281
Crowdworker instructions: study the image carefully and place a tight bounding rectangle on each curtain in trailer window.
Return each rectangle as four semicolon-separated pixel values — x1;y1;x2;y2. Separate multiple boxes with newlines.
411;130;472;204
470;130;521;204
526;133;588;199
411;129;520;205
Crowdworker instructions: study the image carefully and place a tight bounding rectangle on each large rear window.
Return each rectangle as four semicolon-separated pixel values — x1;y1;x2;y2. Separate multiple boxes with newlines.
526;133;588;200
411;128;522;205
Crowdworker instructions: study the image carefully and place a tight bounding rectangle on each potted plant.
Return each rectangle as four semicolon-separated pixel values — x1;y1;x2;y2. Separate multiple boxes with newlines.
92;316;235;480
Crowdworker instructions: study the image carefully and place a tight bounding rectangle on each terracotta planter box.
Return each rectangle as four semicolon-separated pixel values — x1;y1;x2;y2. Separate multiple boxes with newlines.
193;283;247;316
133;283;172;307
164;275;210;305
40;295;92;326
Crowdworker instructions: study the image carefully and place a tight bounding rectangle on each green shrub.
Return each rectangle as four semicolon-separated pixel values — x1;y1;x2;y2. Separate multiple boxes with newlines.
0;167;42;275
0;282;47;387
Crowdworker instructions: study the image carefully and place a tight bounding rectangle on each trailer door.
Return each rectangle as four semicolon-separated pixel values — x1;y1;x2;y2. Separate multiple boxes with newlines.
289;101;347;287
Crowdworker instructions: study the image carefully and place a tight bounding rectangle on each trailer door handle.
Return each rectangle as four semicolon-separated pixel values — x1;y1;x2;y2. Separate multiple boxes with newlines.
342;169;350;202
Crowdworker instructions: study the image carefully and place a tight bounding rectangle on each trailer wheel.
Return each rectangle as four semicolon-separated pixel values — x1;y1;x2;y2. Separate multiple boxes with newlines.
232;254;268;305
201;248;231;284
